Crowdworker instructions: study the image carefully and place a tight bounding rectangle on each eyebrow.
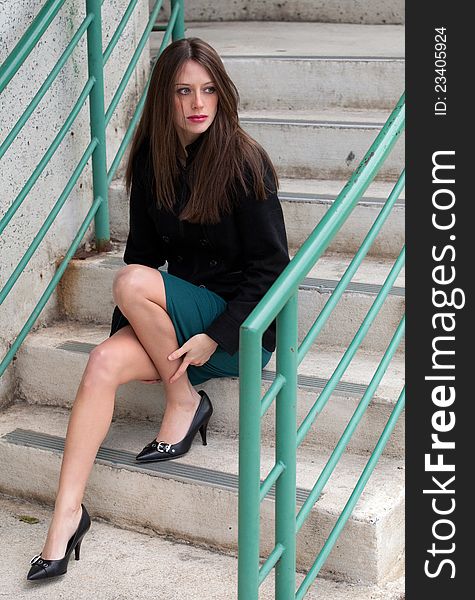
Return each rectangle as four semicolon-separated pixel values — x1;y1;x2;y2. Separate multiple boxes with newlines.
175;81;215;86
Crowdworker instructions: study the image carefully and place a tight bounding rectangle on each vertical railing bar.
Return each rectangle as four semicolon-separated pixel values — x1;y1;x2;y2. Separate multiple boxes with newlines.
152;0;180;54
170;0;185;40
275;293;298;600
295;388;406;600
238;328;264;600
86;0;110;251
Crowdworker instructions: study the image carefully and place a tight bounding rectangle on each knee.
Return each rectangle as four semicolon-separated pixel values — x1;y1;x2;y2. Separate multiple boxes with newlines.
112;264;155;308
83;343;121;388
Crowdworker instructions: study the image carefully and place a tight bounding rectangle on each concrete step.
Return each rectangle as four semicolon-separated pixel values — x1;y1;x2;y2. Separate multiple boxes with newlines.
280;178;405;257
297;252;405;353
59;247;404;353
14;321;405;457
0;492;404;598
239;108;404;180
0;403;405;584
151;23;405;109
153;2;405;24
109;178;405;259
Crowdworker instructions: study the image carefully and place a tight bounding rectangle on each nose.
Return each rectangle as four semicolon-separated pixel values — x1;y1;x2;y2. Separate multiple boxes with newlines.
192;90;204;110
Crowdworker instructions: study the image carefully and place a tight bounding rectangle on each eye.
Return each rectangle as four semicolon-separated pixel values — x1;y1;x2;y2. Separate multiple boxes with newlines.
176;86;216;95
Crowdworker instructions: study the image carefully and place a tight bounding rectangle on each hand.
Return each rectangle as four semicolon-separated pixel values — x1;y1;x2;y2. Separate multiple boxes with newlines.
167;333;218;383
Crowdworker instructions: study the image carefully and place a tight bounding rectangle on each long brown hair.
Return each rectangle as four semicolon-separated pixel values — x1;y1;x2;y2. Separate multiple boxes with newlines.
125;37;279;224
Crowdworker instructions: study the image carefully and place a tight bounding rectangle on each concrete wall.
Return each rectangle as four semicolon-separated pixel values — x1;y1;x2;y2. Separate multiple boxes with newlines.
0;0;150;407
153;0;405;24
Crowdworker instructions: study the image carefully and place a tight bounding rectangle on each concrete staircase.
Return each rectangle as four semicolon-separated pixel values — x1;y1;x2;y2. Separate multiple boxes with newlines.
0;4;405;598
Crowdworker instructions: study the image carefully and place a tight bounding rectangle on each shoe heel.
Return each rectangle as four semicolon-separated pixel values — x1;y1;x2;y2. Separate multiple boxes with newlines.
74;539;82;561
199;421;209;446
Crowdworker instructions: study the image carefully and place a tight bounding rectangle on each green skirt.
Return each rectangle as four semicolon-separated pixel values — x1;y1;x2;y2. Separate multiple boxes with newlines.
161;271;272;386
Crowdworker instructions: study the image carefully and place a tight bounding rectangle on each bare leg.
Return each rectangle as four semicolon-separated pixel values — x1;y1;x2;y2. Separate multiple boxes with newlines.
113;266;202;444
40;266;202;560
39;325;162;560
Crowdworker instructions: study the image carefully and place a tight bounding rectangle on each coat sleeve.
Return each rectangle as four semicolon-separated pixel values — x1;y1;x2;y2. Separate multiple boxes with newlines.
203;162;290;355
109;145;165;337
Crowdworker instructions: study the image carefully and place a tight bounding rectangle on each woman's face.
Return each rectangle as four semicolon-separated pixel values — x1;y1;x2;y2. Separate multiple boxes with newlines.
173;59;218;148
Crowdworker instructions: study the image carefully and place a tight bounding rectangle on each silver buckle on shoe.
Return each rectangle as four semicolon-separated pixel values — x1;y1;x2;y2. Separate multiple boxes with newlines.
30;554;42;565
157;441;172;453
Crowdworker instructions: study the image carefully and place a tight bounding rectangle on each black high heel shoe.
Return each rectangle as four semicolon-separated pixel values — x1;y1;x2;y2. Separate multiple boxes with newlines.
27;503;91;581
135;390;213;463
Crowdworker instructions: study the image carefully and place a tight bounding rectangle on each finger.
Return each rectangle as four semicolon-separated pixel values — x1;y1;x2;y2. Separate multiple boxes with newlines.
169;360;190;384
168;344;188;361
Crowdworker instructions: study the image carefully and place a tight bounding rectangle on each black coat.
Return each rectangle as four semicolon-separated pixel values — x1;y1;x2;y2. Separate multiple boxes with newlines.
109;134;290;356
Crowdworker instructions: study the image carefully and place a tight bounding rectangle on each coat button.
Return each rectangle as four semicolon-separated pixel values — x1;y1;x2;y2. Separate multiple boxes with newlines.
176;255;183;263
209;259;217;267
162;235;170;243
199;239;209;247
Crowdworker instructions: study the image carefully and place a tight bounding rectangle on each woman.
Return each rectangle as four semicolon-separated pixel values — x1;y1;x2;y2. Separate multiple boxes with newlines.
27;37;289;581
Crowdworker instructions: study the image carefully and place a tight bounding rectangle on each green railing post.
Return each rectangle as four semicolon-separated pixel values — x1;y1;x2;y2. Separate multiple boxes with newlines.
171;0;185;40
275;292;298;600
86;0;110;251
238;327;265;600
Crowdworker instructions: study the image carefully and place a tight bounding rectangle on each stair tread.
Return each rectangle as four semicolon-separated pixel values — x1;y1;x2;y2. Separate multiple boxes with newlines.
22;319;404;404
278;177;406;202
297;252;405;289
110;176;406;203
152;22;404;58
0;492;404;599
0;402;404;522
240;107;395;125
83;242;405;290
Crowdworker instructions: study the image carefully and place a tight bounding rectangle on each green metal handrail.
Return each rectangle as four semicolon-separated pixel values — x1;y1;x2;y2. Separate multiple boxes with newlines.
0;0;185;378
238;93;405;599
